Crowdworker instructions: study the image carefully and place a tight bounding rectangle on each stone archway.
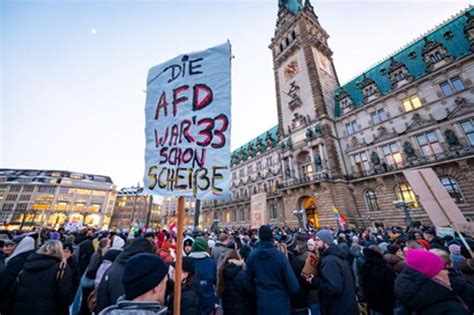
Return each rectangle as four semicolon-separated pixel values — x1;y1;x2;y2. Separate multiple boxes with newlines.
298;195;319;228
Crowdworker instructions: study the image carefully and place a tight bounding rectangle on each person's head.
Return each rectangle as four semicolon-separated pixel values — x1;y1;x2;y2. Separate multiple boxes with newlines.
258;225;273;242
307;239;316;252
315;230;334;251
98;238;111;256
430;248;451;269
122;253;168;304
2;240;15;256
183;237;193;255
219;233;230;245
172;256;196;284
414;231;423;240
62;242;74;260
37;240;64;261
406;249;449;286
423;228;436;242
191;236;209;253
404;240;424;254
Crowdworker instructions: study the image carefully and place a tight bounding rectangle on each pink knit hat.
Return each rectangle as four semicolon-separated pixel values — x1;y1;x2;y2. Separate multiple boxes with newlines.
406;249;445;278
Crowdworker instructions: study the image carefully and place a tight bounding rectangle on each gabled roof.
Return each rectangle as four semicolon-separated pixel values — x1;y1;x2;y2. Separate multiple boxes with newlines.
334;6;473;117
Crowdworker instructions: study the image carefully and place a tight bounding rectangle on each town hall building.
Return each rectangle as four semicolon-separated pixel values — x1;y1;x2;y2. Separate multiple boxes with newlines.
201;0;474;228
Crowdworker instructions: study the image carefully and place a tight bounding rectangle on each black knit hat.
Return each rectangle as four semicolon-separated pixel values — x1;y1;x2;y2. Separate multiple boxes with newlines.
259;225;273;241
122;253;168;300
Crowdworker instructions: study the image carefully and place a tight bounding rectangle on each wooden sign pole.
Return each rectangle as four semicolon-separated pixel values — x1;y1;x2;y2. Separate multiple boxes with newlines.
173;196;185;315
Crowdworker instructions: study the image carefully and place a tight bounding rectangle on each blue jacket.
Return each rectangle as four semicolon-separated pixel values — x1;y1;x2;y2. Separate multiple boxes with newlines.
190;252;217;315
244;241;299;315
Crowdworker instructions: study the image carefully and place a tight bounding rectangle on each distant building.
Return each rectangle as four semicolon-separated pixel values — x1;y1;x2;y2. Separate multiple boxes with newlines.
202;2;474;228
161;196;196;227
110;186;162;229
0;168;116;229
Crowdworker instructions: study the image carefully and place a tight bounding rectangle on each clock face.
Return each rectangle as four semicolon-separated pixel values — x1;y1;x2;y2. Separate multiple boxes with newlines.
283;59;300;82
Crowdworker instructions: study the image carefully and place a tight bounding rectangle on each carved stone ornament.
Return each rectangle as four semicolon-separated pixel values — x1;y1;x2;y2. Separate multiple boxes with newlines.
371;151;381;166
403;142;417;159
288;81;302;111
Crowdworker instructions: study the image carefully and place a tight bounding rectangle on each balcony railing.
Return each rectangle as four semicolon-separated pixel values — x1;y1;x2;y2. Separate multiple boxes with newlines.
279;171;329;190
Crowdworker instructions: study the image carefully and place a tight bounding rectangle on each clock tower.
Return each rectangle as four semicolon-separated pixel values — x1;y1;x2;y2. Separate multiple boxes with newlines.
270;0;340;138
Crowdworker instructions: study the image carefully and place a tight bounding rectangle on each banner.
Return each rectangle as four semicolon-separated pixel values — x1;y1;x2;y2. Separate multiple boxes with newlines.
144;42;231;199
251;192;268;228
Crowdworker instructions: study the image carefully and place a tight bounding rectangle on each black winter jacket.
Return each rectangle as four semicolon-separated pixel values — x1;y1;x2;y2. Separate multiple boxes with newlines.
360;248;396;315
222;262;255;315
395;267;470;315
290;248;312;310
10;253;73;315
449;268;474;313
96;238;154;313
311;245;359;315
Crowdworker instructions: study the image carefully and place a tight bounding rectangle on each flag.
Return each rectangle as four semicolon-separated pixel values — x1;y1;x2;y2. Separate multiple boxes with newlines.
168;221;177;233
333;206;348;223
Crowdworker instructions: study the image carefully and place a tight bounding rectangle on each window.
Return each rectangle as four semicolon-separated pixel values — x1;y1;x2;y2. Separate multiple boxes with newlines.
402;95;422;112
232;210;237;222
365;86;376;97
9;185;21;192
364;189;380;211
239;169;244;177
270;204;278;219
352;152;370;173
396;183;418;208
247;166;252;174
345;120;359;135
382;143;403;166
371;109;387;125
0;185;7;193
6;194;17;201
38;186;56;194
440;76;465;96
460;120;474;145
440;177;464;203
429;52;443;63
416;131;443;158
2;203;14;211
23;186;35;192
19;194;31;201
55;202;68;211
16;203;28;211
267;156;273;167
32;203;50;211
257;162;262;170
394;71;406;82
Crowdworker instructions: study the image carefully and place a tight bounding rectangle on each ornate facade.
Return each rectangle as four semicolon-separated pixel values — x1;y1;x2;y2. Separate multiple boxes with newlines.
202;1;474;228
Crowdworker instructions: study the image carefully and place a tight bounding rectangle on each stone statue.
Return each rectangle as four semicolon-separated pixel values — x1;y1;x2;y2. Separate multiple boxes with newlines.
314;155;322;167
306;128;314;139
371;151;381;166
403;142;416;158
445;130;460;147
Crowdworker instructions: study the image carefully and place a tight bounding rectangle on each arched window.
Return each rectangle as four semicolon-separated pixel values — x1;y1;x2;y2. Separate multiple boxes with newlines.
395;183;418;208
440;177;464;203
364;189;380;211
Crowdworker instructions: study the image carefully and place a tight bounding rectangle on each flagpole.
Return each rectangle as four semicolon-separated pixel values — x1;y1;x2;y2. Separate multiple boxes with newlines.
173;196;185;315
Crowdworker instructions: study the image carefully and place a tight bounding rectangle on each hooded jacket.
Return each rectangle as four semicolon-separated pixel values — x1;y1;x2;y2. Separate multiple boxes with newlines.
244;240;299;315
96;238;154;313
395;267;470;315
10;252;73;315
221;260;254;315
311;244;358;315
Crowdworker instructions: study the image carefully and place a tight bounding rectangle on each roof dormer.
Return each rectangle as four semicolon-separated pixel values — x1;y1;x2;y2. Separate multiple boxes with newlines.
422;37;453;71
388;57;412;89
358;74;380;103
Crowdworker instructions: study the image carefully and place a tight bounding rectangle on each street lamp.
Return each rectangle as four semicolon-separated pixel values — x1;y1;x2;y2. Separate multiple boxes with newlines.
293;209;305;229
393;200;415;227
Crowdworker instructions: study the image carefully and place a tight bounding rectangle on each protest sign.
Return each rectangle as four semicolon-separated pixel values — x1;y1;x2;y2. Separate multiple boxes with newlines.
251;192;268;229
301;251;319;277
144;42;231;199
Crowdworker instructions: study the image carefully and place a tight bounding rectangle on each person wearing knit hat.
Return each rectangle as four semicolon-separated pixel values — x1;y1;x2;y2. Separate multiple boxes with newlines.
258;224;273;241
99;253;168;315
395;249;470;315
306;229;358;315
189;236;218;314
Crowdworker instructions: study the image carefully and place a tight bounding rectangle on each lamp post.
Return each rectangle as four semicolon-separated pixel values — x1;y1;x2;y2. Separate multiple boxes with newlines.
393;200;415;227
293;209;305;229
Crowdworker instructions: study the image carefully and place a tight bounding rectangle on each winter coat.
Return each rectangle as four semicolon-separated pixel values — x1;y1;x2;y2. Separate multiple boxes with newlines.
457;258;474;284
395;267;470;315
0;251;6;274
311;244;358;315
96;238;154;313
0;249;35;314
383;253;405;275
222;261;254;315
244;240;299;315
189;252;218;315
66;255;81;293
212;243;230;264
75;237;95;277
290;247;312;310
95;248;122;286
99;299;167;315
449;268;474;313
360;248;396;314
85;251;103;280
10;253;73;315
166;277;201;315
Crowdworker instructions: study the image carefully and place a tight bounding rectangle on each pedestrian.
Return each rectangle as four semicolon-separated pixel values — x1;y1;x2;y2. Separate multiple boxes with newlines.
360;245;396;315
212;233;230;263
395;249;470;315
63;242;81;293
10;240;73;315
96;237;156;313
0;236;36;314
167;256;201;315
189;236;219;315
306;229;358;315
383;244;405;275
0;239;15;273
183;236;194;257
289;233;312;315
99;253;168;315
244;225;299;315
216;249;254;315
448;244;464;269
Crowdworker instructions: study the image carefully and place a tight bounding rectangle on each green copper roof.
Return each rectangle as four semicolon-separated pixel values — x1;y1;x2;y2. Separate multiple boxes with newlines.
334;7;473;117
231;126;279;166
279;0;304;15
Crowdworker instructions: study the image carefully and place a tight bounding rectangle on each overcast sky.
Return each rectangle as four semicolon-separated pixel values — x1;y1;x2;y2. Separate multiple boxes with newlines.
1;0;471;188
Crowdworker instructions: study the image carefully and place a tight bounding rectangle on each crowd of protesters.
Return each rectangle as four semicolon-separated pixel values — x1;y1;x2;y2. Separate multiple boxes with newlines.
0;222;473;315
